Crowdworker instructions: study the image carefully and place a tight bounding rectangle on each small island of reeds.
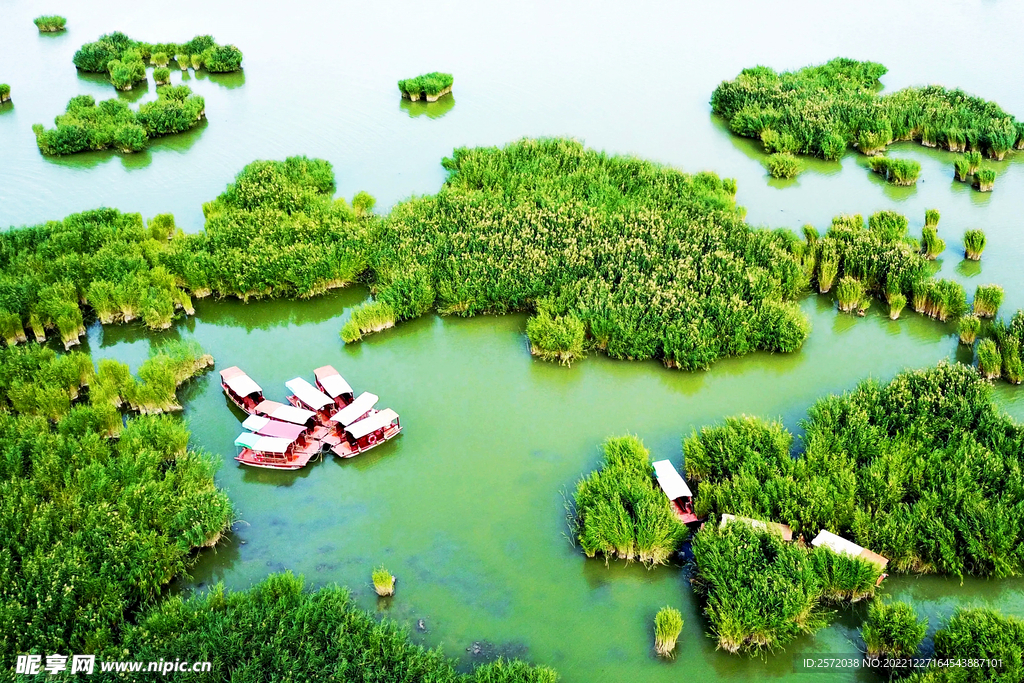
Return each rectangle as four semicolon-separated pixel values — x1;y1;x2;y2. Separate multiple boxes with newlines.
712;58;1022;161
867;156;920;185
73;32;243;90
861;600;928;658
0;84;10;104
684;362;1024;579
33;15;67;32
966;308;1024;385
572;435;687;566
33;86;205;156
398;72;453;102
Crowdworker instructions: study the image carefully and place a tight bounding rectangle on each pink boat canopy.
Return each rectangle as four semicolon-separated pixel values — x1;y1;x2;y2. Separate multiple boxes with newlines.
242;415;307;441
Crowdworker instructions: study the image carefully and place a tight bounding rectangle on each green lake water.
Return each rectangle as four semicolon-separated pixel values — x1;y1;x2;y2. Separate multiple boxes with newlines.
2;0;1024;680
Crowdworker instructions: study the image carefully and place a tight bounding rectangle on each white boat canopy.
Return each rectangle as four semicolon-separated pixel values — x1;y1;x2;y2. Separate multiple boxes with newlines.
221;368;262;397
285;377;333;410
256;400;316;425
314;366;353;398
330;392;378;426
234;432;294;454
811;530;889;569
653;459;692;499
242;415;271;432
346;408;399;440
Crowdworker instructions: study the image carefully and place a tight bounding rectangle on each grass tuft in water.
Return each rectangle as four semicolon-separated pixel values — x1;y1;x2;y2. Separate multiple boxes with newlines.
972;284;1004;318
33;15;66;32
962;229;986;260
654;607;683;657
764;152;801;178
958;315;981;345
862;600;927;658
372;566;395;596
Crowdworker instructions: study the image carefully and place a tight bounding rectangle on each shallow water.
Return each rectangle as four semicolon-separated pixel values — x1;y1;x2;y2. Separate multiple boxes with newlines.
4;0;1024;680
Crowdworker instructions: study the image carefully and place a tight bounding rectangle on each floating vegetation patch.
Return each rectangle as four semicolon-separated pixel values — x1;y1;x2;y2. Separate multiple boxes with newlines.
684;362;1024;578
33;86;205;155
763;152;801;178
360;138;811;370
120;573;558;682
73;32;243;90
712;58;1021;161
33;15;66;32
398;72;454;102
861;600;928;658
572;435;687;566
867;156;920;185
654;607;684;657
690;521;880;654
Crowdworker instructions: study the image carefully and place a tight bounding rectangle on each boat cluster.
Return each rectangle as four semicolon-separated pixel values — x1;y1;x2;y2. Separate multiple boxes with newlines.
220;365;401;470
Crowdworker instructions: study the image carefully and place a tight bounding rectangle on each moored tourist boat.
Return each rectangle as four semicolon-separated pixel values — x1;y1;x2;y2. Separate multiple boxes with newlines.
233;432;321;470
653;459;702;524
324;392;379;446
254;399;329;440
811;529;889;585
220;366;264;413
242;414;310;441
285;377;334;422
330;408;401;458
314;365;354;408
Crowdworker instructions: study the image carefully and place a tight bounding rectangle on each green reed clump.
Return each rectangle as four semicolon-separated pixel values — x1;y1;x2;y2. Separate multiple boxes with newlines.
526;310;586;365
34;15;66;32
0;357;232;662
862;600;928;658
954;150;983;182
868;156;921;185
888;293;907;320
973;284;1004;318
963;229;986;260
574;435;687;566
925;209;940;227
366;138;810;370
835;276;864;313
684;362;1024;579
398;72;454;101
976;338;1002;379
974;168;996;191
764;152;801;178
654;607;684;657
909;608;1024;683
73;32;243;88
153;66;171;85
811;545;881;603
958;315;981;345
33;86;205;155
921;225;946;260
123;339;214;414
119;572;557;683
0;84;9;103
712;58;1022;161
915;278;966;322
341;301;396;343
372;566;395;596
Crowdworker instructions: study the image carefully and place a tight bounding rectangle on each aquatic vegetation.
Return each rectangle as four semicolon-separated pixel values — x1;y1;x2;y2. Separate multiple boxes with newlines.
910;608;1024;683
925;209;940;227
974;168;996;192
121;572;557;683
372;565;396;596
835;276;864;313
976;339;1002;379
340;301;396;343
861;600;927;657
712;58;1022;160
526;310;586;365
361;138;810;370
0;84;10;103
0;362;232;661
921;225;945;260
763;152;801;178
107;49;147;91
153;66;171;85
684;362;1024;578
398;72;454;101
913;278;966;322
654;607;683;656
963;229;986;260
123;339;214;414
33;15;66;32
74;33;243;88
973;284;1004;318
33;86;205;155
690;521;880;654
868;156;921;185
958;315;981;345
888;293;906;320
573;435;687;566
954;150;983;181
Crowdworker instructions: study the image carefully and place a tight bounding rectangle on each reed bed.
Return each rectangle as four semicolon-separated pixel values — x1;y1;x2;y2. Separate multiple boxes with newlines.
33;86;205;155
953;150;982;182
684;362;1024;579
977;339;1002;379
835;276;864;313
974;168;996;192
119;573;556;683
0;84;9;103
712;58;1022;160
958;315;981;345
963;229;986;260
34;15;66;32
372;566;396;596
921;226;945;260
976;311;1024;385
925;208;940;227
74;32;242;89
654;607;683;656
972;284;1004;318
911;608;1024;683
360;138;810;370
861;601;927;658
153;67;171;86
398;72;454;101
573;435;687;566
764;152;801;178
868;157;921;185
526;310;586;365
